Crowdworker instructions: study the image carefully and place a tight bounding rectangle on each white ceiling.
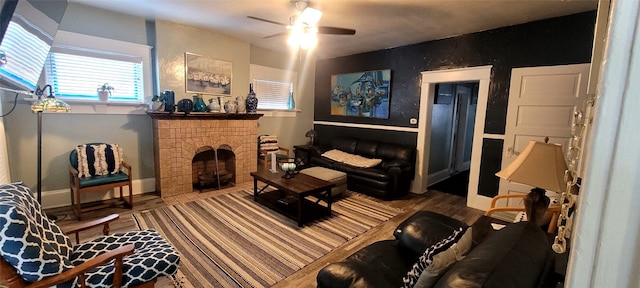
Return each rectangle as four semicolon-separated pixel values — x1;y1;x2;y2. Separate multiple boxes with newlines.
70;0;598;60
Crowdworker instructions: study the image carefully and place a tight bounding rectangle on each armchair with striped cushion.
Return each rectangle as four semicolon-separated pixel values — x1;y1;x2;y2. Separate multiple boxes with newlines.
69;143;132;220
258;135;290;169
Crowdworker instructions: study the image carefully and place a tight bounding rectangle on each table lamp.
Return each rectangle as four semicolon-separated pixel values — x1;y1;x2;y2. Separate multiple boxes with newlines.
30;85;71;220
495;138;568;227
305;130;317;146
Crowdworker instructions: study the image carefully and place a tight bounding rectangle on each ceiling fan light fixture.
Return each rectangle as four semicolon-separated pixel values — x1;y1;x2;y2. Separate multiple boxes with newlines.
298;7;323;26
287;25;318;50
287;25;304;46
300;30;318;49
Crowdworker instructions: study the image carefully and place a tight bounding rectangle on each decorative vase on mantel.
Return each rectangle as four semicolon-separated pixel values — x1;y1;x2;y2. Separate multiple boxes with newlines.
177;98;193;114
207;97;220;112
192;94;207;112
236;95;246;113
245;83;258;113
224;100;237;113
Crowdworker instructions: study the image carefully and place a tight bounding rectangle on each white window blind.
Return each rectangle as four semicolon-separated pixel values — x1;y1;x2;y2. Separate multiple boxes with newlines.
45;49;143;102
250;64;297;110
43;31;151;104
254;79;292;110
0;17;51;91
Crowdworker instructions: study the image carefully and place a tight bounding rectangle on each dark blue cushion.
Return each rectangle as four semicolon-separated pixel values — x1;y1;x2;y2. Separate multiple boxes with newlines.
79;172;129;188
71;230;180;287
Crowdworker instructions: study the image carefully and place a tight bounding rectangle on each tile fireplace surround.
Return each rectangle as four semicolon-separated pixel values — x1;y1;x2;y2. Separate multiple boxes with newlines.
148;112;263;197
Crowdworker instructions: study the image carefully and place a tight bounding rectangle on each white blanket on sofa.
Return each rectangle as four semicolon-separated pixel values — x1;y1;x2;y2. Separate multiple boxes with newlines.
321;149;382;168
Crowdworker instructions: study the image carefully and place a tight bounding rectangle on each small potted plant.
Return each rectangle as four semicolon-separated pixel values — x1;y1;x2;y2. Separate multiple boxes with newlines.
150;92;165;111
97;83;114;102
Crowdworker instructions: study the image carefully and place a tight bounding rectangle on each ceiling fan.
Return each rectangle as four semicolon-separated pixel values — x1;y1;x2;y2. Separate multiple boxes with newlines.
247;0;356;40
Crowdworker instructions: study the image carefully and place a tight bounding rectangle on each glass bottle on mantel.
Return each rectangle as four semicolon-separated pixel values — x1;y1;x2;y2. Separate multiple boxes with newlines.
245;83;258;113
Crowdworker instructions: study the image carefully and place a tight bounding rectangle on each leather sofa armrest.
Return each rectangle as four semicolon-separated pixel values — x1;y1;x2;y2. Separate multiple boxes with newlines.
317;262;387;288
381;160;411;174
309;145;328;156
393;211;468;255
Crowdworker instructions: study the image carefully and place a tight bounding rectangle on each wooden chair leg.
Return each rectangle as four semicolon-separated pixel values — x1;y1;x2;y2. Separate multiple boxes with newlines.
70;187;75;212
128;183;133;209
548;211;560;234
263;154;268;169
75;188;82;221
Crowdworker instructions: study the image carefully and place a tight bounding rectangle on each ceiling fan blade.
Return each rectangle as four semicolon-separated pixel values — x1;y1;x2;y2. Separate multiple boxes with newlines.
317;26;356;35
247;16;288;27
263;32;287;39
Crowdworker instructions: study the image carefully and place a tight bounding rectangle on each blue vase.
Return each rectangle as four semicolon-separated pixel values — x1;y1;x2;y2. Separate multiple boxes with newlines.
287;92;295;110
193;95;207;112
163;90;175;113
246;83;258;113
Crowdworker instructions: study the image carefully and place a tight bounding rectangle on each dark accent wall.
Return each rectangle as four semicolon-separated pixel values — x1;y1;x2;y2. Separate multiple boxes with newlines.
478;138;504;197
314;125;417;148
313;11;596;196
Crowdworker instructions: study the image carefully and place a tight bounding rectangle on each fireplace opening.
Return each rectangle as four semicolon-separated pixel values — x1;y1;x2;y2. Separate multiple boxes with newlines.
192;145;236;192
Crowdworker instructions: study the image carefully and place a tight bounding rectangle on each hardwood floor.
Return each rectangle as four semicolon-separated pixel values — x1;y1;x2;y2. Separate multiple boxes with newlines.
50;177;483;288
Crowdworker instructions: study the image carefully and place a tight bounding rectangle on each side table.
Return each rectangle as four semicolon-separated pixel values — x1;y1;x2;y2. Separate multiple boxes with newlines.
293;145;312;169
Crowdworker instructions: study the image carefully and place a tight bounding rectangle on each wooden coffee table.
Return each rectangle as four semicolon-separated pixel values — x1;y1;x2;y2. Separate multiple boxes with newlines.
250;169;335;227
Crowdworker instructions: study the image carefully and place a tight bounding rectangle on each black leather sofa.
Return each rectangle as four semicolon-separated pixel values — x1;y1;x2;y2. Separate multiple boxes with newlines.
309;138;416;200
317;211;556;288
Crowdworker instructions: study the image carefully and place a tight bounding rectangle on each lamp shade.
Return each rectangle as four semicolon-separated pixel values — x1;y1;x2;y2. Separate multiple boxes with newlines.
30;95;71;113
495;140;568;192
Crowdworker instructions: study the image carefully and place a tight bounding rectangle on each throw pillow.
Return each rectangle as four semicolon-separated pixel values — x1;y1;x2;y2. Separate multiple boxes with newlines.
401;227;464;288
413;227;473;288
259;135;280;152
76;143;123;178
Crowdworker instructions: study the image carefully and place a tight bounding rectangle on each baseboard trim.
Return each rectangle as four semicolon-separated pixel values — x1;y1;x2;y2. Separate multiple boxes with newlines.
40;178;156;209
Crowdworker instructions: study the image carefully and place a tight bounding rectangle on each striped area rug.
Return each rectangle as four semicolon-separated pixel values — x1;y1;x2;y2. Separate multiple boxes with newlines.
132;189;403;288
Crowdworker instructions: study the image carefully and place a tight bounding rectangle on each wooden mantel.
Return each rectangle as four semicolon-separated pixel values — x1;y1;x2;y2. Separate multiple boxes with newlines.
147;111;263;120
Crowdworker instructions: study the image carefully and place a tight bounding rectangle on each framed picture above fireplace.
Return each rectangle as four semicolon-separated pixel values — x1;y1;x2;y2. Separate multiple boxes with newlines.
330;69;391;119
185;52;232;96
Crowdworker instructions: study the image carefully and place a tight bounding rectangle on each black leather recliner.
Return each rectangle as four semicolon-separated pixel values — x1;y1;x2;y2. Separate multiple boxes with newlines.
309;138;416;200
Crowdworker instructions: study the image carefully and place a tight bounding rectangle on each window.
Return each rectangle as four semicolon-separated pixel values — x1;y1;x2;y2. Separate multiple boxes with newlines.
43;31;151;104
0;10;53;92
250;64;297;111
46;50;143;102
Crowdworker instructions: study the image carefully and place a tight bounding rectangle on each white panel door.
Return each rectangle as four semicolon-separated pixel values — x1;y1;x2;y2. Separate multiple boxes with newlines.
499;64;590;200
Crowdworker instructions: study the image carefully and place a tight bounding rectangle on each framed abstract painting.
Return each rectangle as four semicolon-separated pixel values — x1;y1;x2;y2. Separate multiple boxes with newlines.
330;69;391;118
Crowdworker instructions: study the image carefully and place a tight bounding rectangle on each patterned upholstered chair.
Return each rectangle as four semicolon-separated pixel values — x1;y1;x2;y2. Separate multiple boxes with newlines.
69;143;132;220
0;182;180;288
258;135;290;169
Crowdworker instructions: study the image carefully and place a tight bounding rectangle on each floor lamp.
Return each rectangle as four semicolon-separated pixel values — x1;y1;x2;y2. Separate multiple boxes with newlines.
30;85;71;220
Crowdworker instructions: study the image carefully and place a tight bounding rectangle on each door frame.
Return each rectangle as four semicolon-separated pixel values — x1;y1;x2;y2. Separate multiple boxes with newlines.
413;65;493;210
